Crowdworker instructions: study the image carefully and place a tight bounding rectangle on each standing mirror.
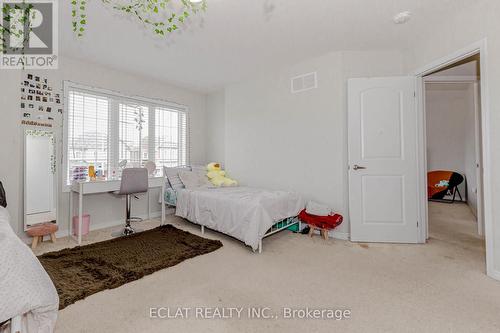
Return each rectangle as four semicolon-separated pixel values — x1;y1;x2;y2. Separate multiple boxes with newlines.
24;129;57;229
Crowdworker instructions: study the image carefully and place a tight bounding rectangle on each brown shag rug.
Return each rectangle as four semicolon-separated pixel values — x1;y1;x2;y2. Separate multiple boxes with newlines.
38;225;222;310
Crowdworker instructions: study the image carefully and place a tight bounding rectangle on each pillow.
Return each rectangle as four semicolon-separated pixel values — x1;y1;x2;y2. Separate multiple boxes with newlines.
191;165;207;174
178;170;212;190
305;201;332;216
164;166;191;190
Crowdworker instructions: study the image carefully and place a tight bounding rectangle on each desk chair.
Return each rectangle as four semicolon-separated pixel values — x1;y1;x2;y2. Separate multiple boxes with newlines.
112;168;148;237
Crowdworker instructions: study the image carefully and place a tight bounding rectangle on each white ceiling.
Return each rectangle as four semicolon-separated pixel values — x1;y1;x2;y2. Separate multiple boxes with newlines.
59;0;465;93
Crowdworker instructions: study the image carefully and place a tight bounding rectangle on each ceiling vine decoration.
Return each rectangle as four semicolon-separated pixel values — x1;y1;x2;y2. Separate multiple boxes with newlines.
0;2;34;53
71;0;207;37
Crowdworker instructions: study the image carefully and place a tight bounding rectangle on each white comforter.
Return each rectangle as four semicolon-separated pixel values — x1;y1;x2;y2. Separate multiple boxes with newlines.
0;207;58;333
175;187;304;250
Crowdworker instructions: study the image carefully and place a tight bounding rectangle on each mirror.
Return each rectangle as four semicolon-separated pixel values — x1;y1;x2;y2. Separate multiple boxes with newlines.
24;129;57;229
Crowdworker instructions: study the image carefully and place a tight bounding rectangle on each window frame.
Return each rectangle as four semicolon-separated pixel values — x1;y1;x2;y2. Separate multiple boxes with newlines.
62;81;189;192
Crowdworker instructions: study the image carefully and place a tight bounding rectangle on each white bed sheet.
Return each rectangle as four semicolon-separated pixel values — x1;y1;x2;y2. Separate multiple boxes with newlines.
0;207;58;333
175;186;304;250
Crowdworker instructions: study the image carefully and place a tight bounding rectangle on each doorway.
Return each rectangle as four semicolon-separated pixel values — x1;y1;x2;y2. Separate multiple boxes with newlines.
423;55;485;259
346;40;495;279
415;40;494;279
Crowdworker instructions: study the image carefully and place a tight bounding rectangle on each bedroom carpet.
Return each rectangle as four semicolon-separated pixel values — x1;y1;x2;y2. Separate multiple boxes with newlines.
32;202;500;333
37;225;222;309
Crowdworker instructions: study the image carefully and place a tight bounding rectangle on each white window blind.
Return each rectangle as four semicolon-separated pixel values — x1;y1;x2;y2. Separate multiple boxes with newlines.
119;103;149;167
155;106;188;170
67;91;109;183
64;83;189;187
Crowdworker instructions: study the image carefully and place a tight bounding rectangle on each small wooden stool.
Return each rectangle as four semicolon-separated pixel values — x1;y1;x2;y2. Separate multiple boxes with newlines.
26;223;58;249
308;225;330;240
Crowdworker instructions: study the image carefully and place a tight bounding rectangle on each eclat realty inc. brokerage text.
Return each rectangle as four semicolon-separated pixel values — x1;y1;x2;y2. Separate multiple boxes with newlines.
150;307;352;321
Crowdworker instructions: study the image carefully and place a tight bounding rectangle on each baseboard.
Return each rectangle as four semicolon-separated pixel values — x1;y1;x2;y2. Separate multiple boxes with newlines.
487;268;500;281
331;231;350;240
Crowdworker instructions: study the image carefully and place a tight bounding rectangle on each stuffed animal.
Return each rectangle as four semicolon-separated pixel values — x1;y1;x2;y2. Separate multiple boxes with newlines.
206;162;238;187
436;180;449;188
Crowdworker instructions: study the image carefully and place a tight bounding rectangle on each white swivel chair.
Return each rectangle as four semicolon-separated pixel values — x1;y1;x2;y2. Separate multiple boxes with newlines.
112;168;148;237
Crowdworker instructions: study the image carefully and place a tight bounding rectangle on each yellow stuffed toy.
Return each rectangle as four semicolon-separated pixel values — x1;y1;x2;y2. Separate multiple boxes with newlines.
207;162;238;187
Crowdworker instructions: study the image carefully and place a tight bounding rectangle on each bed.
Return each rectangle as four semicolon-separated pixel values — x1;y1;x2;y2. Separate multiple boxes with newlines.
0;207;59;333
170;186;304;252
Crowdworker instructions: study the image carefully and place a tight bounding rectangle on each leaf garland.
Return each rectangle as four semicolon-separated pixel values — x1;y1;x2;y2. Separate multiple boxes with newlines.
1;0;203;56
0;1;34;56
71;0;87;37
72;0;207;37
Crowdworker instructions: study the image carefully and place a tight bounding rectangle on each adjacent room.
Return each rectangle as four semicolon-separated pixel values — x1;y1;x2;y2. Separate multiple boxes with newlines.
425;55;486;266
1;1;500;333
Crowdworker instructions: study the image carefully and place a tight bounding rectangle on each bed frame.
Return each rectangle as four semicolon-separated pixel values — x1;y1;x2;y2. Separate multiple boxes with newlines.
198;216;301;254
163;187;302;253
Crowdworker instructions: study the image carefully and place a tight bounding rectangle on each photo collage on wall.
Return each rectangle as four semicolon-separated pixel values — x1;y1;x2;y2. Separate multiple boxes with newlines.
20;73;63;127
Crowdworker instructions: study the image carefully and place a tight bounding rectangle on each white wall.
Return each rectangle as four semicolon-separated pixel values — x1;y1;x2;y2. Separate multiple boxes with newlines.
225;52;346;235
0;56;207;238
205;90;226;165
210;50;404;238
402;0;500;277
0;71;24;236
426;84;469;174
425;83;476;205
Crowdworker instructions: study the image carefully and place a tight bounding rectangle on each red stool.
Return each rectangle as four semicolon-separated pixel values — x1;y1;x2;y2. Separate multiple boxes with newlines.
298;209;343;240
26;222;58;249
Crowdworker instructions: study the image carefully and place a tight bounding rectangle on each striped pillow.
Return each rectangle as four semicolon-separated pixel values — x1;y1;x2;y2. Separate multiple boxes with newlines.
164;166;191;190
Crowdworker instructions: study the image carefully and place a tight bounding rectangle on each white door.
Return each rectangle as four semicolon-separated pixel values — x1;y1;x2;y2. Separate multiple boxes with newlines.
348;77;419;243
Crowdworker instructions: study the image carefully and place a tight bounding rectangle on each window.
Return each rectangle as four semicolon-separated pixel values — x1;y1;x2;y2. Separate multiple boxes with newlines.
67;91;109;183
118;103;149;167
64;83;188;188
155;107;188;168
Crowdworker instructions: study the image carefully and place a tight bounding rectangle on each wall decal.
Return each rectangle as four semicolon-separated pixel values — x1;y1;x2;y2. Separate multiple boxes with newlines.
20;73;62;127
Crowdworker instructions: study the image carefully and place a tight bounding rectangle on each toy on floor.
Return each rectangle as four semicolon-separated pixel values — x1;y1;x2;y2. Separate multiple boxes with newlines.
427;170;464;203
206;162;238;187
298;209;343;240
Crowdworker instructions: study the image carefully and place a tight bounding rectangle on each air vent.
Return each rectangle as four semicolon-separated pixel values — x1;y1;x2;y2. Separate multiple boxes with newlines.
291;72;317;94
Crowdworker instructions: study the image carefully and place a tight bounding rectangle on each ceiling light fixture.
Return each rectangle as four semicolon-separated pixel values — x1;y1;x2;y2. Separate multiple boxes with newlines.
393;11;411;24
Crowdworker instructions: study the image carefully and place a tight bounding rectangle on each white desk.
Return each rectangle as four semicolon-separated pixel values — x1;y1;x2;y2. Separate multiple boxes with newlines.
69;177;166;244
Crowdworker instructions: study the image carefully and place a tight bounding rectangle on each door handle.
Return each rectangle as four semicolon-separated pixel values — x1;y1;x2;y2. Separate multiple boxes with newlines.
353;165;367;170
